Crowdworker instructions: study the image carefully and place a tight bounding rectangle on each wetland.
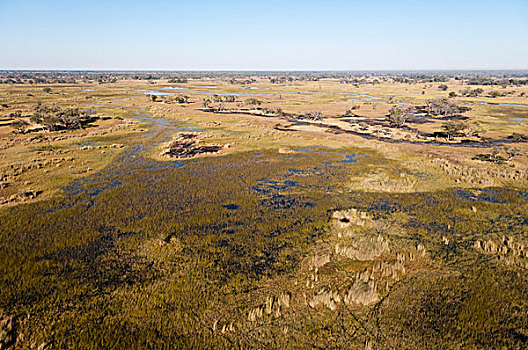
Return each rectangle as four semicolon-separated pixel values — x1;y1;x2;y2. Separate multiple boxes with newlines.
1;71;528;349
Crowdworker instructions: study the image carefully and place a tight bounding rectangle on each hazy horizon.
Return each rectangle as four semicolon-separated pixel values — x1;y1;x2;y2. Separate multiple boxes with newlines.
2;69;528;73
1;0;527;70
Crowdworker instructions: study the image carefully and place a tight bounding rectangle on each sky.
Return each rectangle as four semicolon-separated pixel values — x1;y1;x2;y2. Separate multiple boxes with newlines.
0;0;527;70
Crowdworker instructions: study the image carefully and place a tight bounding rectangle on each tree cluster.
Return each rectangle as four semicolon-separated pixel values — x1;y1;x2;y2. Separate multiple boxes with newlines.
387;104;414;127
441;120;483;139
459;88;483;97
29;105;98;131
425;98;462;117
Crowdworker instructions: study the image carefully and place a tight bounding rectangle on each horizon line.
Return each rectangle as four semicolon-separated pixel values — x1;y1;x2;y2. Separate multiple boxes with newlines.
2;69;528;73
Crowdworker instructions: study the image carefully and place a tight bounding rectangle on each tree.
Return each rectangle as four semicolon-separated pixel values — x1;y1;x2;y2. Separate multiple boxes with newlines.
489;147;501;162
345;106;359;116
462;121;484;137
425;97;461;117
211;94;222;103
488;91;503;98
441;120;466;140
174;95;189;103
216;103;226;112
222;95;237;103
438;84;448;91
504;146;520;162
245;98;261;106
11;119;29;133
202;98;211;108
305;110;322;121
273;106;284;116
29;105;97;131
43;87;51;93
460;88;483;97
387;104;414;127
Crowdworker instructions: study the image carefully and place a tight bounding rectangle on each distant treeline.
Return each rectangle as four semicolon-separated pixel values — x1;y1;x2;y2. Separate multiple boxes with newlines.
1;71;527;86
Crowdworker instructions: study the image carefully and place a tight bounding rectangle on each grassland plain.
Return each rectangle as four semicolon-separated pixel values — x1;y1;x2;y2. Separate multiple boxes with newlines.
1;73;528;349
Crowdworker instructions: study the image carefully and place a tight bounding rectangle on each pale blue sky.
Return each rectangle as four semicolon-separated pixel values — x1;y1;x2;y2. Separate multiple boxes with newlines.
1;0;527;70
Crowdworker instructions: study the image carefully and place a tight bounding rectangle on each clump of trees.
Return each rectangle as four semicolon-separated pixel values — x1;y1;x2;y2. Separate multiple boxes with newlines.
273;106;284;116
202;98;211;108
459;88;483;97
441;120;484;140
488;91;504;98
304;110;323;121
438;84;448;91
11;119;29;133
245;98;262;106
167;78;187;83
425;97;462;117
508;133;528;141
173;95;190;103
211;94;237;103
504;146;521;162
261;106;285;116
472;146;522;164
149;94;190;104
29;104;98;131
386;104;414;127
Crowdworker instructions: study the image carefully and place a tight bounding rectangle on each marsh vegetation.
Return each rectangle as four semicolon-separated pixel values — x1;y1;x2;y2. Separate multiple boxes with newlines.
1;71;528;349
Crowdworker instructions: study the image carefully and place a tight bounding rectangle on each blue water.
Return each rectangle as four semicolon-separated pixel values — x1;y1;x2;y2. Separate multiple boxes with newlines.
338;92;381;99
137;88;319;97
145;161;186;170
340;154;359;164
480;102;528;108
139;90;174;96
348;98;379;103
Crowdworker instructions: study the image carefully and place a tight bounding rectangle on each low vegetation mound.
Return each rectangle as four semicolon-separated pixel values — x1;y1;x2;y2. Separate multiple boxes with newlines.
160;132;229;158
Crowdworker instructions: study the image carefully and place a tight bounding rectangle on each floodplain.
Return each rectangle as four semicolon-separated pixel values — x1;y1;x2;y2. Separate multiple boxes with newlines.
1;71;528;349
